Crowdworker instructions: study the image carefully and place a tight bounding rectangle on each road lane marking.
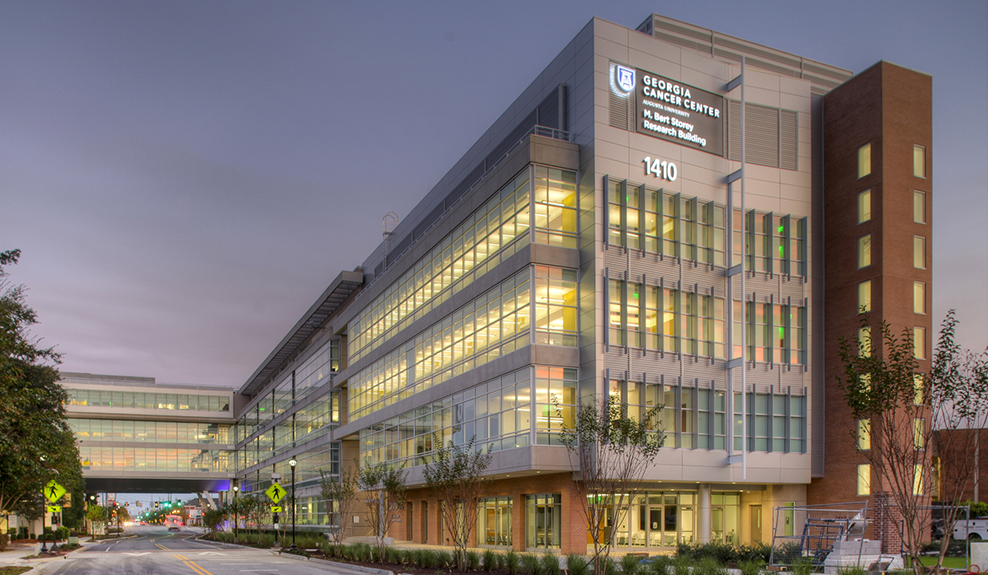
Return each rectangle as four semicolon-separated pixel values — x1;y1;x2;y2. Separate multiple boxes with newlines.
156;542;170;550
184;559;214;575
125;552;151;556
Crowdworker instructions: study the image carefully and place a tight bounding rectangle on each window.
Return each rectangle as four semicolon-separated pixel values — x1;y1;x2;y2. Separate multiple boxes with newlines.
857;189;872;223
913;281;925;314
857;419;871;450
858;326;872;357
914;374;924;405
914;327;926;359
914;418;925;450
913;145;926;178
913;236;926;269
533;166;577;248
914;464;924;495
857;464;871;496
913;191;926;224
858;280;872;313
858;234;871;268
858;143;872;179
526;494;561;549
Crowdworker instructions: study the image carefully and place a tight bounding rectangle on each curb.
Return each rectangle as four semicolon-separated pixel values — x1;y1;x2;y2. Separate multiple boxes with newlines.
276;553;394;575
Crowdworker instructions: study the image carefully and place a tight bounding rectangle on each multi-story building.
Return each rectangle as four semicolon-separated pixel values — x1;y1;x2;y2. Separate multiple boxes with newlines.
232;14;932;552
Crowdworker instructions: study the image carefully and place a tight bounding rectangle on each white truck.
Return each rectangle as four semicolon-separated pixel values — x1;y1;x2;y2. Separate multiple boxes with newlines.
953;518;988;540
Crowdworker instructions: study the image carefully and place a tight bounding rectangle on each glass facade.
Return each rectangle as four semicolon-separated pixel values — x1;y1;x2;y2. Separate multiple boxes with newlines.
70;418;232;444
66;388;230;412
349;169;536;365
79;446;230;473
358;368;532;467
349;270;532;421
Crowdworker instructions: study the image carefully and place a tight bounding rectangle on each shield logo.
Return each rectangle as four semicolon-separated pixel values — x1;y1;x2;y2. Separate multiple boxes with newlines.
616;65;635;93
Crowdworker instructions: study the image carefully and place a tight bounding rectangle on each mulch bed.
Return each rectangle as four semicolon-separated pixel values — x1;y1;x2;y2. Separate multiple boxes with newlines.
288;551;515;575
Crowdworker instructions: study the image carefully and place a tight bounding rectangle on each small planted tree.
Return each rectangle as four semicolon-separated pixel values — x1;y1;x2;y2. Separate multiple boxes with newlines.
559;394;662;575
423;435;493;571
320;468;358;556
359;463;407;563
842;311;988;574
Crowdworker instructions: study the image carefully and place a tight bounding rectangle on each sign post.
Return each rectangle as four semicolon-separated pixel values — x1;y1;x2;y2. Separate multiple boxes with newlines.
41;480;65;553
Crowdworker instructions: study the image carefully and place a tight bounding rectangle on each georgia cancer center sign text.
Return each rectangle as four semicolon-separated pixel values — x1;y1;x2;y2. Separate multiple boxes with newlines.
615;65;725;156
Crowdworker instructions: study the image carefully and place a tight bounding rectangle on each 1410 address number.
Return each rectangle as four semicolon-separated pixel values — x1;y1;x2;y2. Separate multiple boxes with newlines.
643;157;678;182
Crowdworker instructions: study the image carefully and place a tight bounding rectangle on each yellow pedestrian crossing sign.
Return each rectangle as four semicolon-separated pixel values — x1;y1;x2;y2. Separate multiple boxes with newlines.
47;505;61;513
44;480;66;503
270;506;283;513
265;482;286;503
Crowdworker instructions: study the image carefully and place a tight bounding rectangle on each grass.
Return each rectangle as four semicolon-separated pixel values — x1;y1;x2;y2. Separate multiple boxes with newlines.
918;556;969;569
0;568;32;575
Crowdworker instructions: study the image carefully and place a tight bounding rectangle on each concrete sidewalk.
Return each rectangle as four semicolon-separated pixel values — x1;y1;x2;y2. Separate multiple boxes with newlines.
0;536;101;568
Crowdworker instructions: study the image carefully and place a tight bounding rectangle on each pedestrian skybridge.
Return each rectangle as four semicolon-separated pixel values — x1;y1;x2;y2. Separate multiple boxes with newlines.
62;372;242;494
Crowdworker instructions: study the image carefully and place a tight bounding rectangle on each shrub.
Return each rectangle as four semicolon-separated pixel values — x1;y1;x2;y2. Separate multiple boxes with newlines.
542;552;561;575
566;554;590;575
483;549;499;571
836;567;867;575
695;556;728;575
737;559;763;575
0;533;7;552
436;549;454;568
673;555;692;575
604;557;619;575
467;550;482;570
520;553;543;575
506;551;520;575
644;555;673;575
19;527;28;540
790;559;814;575
621;554;641;575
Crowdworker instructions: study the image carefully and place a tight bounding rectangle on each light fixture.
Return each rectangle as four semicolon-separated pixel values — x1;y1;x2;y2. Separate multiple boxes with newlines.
289;457;297;467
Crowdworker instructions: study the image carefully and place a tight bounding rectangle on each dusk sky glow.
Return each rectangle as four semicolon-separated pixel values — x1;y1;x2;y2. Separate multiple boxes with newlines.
2;1;986;388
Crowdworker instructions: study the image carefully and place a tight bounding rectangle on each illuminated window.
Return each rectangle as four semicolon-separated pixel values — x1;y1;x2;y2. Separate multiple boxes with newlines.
857;464;871;496
913;281;925;314
533;266;578;346
913;145;926;178
914;374;924;404
914;327;926;359
858;234;871;268
533;166;577;248
858;326;872;357
913;191;926;224
857;189;872;223
914;464;924;495
858;280;872;313
857;419;871;450
914;418;925;450
913;236;926;269
858;143;872;179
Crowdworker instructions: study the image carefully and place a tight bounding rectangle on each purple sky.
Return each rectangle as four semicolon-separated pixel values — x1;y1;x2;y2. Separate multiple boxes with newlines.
2;1;986;389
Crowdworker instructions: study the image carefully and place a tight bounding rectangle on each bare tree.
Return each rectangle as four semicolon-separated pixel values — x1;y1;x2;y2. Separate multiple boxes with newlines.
359;463;407;562
423;435;492;571
838;314;951;575
320;468;358;556
559;395;662;575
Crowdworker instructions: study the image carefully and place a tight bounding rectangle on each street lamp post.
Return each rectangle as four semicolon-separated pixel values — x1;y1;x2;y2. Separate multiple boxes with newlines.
289;457;297;551
232;485;239;544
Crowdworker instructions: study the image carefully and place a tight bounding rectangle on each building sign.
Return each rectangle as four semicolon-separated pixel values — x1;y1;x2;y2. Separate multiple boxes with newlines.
614;64;725;155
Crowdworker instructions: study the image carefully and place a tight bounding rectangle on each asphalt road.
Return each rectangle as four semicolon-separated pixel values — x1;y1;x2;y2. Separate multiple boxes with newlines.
38;526;368;575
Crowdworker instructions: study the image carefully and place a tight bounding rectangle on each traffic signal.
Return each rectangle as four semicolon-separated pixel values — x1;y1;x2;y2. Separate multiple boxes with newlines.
154;502;159;508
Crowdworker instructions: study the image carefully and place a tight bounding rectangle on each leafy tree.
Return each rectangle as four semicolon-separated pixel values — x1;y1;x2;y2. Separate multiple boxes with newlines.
837;311;988;575
320;467;358;556
203;506;227;533
920;312;988;568
359;463;407;563
559;395;663;575
87;502;108;535
0;250;83;528
423;436;492;572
